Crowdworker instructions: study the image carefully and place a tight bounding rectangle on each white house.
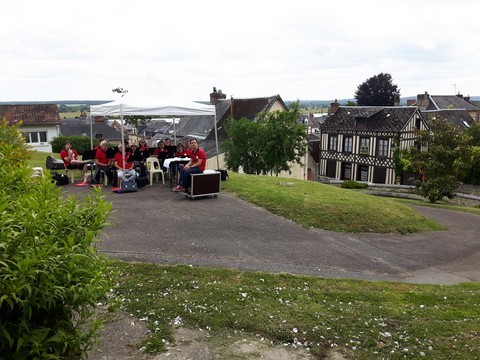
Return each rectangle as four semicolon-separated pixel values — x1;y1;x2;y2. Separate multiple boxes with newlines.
0;104;61;152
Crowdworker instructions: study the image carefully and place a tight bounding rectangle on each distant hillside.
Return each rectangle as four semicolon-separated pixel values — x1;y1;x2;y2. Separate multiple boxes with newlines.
287;96;480;109
0;100;111;105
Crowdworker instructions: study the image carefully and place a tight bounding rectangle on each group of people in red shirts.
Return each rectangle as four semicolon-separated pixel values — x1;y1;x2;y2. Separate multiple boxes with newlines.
60;137;207;191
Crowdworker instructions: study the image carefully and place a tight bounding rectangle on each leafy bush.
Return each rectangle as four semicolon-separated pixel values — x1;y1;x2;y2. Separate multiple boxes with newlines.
51;135;92;154
417;176;459;203
0;119;32;196
0;121;114;359
340;180;368;189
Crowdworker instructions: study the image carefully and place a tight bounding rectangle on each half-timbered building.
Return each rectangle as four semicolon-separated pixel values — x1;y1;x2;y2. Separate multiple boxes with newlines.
318;104;428;185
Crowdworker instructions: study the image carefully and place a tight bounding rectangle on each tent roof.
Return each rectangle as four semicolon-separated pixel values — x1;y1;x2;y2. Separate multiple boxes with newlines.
90;96;215;116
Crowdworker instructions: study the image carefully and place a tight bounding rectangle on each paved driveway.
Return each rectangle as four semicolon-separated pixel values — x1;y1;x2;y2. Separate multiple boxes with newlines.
67;183;480;285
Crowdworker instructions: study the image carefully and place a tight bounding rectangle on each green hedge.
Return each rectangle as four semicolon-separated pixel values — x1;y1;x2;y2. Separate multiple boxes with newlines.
340;180;369;189
50;135;93;154
0;120;114;359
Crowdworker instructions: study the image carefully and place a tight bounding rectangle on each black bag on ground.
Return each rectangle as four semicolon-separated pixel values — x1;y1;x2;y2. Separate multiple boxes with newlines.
51;171;69;186
46;155;66;170
136;176;149;188
217;169;229;181
121;181;138;193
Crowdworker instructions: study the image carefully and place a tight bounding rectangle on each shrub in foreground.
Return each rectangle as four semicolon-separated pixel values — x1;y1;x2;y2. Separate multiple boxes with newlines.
0;120;113;359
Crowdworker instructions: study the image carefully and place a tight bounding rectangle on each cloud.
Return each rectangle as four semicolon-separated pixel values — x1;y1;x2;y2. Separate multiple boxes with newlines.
1;0;479;101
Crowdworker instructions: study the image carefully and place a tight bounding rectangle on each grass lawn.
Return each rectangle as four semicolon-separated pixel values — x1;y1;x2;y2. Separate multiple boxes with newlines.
221;173;444;233
112;262;480;359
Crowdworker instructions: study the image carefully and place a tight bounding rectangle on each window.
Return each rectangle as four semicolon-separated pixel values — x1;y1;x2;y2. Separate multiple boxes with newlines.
355;117;368;129
343;136;353;153
415;118;421;130
357;165;369;182
359;137;370;154
23;131;47;144
341;163;352;180
328;135;338;151
377;138;389;157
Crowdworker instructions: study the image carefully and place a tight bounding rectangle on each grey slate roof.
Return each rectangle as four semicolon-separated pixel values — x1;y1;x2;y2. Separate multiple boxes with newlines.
320;106;419;132
59;118;122;140
422;109;475;130
427;95;480;111
139;120;173;136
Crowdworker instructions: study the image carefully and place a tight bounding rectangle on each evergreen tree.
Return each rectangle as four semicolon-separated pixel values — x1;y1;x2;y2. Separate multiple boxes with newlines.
354;73;400;106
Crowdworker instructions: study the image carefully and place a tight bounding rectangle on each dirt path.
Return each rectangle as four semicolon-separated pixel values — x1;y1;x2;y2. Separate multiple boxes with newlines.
87;310;345;360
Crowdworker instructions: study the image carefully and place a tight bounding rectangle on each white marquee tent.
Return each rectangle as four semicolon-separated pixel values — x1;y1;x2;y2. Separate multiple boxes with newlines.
90;96;219;169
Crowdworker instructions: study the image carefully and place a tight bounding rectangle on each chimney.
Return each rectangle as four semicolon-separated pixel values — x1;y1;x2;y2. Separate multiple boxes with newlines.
210;86;227;104
417;91;430;110
210;87;218;104
328;99;340;114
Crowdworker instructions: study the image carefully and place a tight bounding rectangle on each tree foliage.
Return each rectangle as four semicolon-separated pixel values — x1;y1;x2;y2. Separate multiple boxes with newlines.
0;120;115;358
410;116;465;202
354;73;400;106
222;104;308;176
458;123;480;185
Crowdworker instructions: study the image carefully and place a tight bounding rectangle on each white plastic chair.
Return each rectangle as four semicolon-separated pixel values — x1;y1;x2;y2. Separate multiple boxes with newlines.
145;157;165;185
31;167;44;179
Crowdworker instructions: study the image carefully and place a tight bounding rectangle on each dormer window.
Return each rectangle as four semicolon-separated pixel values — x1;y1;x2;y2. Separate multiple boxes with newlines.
355;117;368;129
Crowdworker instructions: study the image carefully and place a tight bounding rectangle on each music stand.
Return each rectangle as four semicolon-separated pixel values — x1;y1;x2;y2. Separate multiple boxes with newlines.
166;145;177;155
82;150;97;184
106;147;118;159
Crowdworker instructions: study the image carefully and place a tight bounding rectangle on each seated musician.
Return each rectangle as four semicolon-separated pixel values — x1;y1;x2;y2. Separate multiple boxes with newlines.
169;142;188;179
60;141;89;186
93;140;114;185
154;140;169;172
172;139;205;192
114;144;138;183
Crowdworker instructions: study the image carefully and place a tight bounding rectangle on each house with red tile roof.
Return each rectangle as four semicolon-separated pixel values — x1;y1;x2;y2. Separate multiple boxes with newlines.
0;104;60;152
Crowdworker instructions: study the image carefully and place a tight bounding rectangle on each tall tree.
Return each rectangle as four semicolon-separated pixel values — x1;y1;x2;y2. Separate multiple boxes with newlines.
458;123;480;185
411;116;466;202
354;73;400;106
222;103;308;176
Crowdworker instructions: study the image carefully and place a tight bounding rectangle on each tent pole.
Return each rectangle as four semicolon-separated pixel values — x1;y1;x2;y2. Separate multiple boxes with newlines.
89;115;93;149
173;116;176;145
120;104;125;171
213;109;219;170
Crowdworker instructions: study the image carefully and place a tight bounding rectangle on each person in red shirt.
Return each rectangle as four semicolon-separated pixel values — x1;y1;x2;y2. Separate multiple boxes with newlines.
172;138;206;192
113;144;138;183
93;140;114;185
137;138;150;162
174;142;188;157
153;140;169;157
59;141;89;186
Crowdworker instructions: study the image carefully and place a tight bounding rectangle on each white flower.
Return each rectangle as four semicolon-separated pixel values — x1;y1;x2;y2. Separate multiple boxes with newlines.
173;316;182;325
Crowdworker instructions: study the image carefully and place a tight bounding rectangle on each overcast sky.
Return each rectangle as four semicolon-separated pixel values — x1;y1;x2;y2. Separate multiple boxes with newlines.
1;0;479;102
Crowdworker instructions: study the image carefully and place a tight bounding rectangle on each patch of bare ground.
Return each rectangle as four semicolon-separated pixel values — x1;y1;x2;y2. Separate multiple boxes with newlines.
87;310;348;360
